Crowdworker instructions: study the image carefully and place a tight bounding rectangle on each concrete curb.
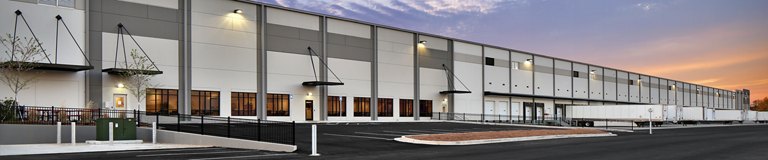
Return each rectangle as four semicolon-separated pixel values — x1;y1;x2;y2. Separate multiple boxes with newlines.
395;133;617;145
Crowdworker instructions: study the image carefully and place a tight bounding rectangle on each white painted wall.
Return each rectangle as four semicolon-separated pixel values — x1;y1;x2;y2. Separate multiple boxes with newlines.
554;60;571;98
588;66;603;100
377;28;414;121
617;71;629;102
453;41;482;114
484;47;509;93
572;63;588;99
0;1;86;108
603;69;617;101
533;56;553;96
510;52;532;94
191;0;258;117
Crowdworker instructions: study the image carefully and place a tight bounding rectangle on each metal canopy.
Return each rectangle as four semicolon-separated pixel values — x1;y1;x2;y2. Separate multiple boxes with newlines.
102;68;163;75
4;11;94;72
0;61;93;72
102;23;163;75
301;47;344;86
439;64;471;94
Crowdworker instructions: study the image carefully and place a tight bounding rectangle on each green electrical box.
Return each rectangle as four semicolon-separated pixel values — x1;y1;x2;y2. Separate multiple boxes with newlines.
96;118;137;141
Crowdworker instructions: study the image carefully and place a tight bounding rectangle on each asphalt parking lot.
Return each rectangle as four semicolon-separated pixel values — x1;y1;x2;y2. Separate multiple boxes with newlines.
3;122;766;160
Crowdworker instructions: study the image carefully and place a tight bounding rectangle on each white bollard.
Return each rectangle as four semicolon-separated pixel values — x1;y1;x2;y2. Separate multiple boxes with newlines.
152;122;157;144
57;122;61;144
310;124;320;156
648;108;653;135
109;122;114;145
71;122;76;145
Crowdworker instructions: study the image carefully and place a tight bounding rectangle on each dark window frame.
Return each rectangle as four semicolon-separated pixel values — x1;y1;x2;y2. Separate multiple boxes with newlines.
191;90;220;116
354;97;371;117
485;57;495;66
267;93;290;116
400;99;414;117
419;100;433;117
377;98;394;117
328;96;346;117
231;92;257;116
572;71;580;78
146;88;178;115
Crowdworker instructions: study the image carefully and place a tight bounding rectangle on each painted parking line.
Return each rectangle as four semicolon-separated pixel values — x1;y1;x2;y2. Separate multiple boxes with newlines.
354;132;403;137
407;130;448;133
137;150;253;157
324;133;393;141
188;153;298;160
382;130;427;135
107;147;222;154
430;129;458;132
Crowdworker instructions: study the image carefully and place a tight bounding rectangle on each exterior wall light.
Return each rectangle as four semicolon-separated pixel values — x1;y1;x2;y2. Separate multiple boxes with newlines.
590;70;596;74
307;92;312;96
233;9;243;14
116;83;125;88
419;40;427;44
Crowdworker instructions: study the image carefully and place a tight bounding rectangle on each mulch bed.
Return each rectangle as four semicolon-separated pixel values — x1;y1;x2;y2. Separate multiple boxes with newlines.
408;129;607;141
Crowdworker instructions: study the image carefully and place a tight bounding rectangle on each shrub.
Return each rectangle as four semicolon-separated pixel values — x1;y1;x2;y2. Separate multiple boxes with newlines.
0;99;17;122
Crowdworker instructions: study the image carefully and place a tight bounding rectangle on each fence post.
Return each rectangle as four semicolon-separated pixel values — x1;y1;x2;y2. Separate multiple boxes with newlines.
438;112;441;120
292;121;296;145
200;114;204;135
227;116;231;138
51;106;55;125
463;113;466;121
99;108;102;119
257;119;262;141
177;114;181;132
137;110;141;126
156;112;160;125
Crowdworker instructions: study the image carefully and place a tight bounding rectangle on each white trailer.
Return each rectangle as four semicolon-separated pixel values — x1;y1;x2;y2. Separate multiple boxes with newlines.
704;108;716;121
745;111;757;122
566;105;665;127
681;106;705;123
664;105;682;123
756;112;768;123
713;109;743;123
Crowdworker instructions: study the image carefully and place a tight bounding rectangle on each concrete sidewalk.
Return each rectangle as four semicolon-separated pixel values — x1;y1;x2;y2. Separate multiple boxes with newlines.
0;143;211;156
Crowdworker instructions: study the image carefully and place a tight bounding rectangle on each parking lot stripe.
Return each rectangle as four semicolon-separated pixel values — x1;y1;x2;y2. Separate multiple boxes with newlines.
408;130;448;133
382;130;428;135
187;153;298;160
324;133;393;141
354;132;403;137
107;147;223;154
137;150;252;157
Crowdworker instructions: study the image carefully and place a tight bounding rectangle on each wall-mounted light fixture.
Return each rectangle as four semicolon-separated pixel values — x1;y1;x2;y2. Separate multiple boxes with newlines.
307;92;312;96
419;40;427;44
233;9;243;14
116;83;125;88
590;70;596;74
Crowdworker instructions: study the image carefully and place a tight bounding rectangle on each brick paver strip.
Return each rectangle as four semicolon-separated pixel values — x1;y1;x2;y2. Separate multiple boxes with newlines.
408;129;607;141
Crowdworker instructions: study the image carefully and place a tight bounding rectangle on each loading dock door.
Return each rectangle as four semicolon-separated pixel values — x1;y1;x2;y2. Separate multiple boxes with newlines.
524;102;534;122
510;103;521;121
484;101;495;118
498;101;509;121
536;103;544;121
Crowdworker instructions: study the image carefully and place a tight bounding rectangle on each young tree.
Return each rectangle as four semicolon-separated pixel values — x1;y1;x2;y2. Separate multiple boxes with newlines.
119;49;158;111
0;34;46;109
752;97;768;111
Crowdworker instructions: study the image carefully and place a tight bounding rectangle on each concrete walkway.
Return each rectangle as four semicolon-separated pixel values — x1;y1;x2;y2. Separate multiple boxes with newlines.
0;143;211;156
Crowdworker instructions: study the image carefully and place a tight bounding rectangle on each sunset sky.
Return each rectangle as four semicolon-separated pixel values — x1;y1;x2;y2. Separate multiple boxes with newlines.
258;0;768;103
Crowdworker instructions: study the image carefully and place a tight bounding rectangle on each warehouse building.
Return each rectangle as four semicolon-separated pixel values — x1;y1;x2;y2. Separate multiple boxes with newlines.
0;0;751;122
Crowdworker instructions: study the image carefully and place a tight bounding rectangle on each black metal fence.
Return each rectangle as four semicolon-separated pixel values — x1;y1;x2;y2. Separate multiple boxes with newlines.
2;106;295;145
2;106;134;125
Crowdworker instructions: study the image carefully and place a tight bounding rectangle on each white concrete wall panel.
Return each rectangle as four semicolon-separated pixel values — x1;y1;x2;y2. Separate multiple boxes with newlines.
533;56;553;97
484;47;510;93
510;52;533;94
377;28;413;101
554;60;572;98
603;69;617;101
588;66;603;100
453;41;482;114
121;0;178;9
266;8;318;31
659;79;668;104
616;71;629;102
0;1;86;108
628;73;640;103
101;33;179;111
639;75;650;103
327;19;370;39
650;77;659;104
572;63;588;99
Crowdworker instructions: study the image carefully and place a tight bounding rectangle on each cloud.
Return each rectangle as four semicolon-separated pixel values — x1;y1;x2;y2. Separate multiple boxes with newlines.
635;2;658;11
264;0;512;17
